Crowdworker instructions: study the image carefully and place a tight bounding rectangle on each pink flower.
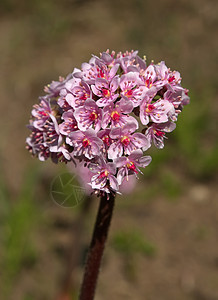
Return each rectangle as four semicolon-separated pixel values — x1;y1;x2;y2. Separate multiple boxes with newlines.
91;76;119;107
26;50;189;194
50;143;72;162
116;50;141;73
99;51;115;66
61;78;91;109
31;97;52;130
114;149;152;184
140;96;174;125
140;64;163;92
97;129;112;152
59;109;78;135
26;127;50;161
74;57;119;84
102;99;135;129
89;157;118;192
163;89;190;112
120;72;146;107
57;90;72;111
108;122;150;159
44;73;73;98
155;61;182;92
74;99;102;132
26;114;64;162
44;114;63;153
67;128;103;159
145;121;176;149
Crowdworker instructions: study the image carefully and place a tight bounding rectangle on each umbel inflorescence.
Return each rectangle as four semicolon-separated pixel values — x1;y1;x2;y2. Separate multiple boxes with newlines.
26;50;189;195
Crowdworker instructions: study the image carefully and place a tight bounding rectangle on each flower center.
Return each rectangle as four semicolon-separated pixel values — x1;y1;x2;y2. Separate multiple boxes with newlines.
39;111;48;117
111;110;120;121
145;104;155;113
145;78;152;88
154;129;165;137
89;111;98;121
102;135;110;145
121;135;130;146
102;88;110;97
125;89;133;98
126;161;138;173
99;69;105;78
82;138;90;147
69;123;77;130
99;170;109;178
80;93;88;100
168;75;175;83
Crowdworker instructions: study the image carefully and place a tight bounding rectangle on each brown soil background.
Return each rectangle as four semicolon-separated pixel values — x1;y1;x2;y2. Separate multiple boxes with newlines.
0;0;218;299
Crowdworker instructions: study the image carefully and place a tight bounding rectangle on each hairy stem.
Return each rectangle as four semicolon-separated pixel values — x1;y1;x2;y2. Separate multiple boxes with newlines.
79;193;115;300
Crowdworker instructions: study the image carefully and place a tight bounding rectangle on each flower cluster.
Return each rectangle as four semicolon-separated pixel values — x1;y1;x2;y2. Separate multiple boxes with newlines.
26;50;189;195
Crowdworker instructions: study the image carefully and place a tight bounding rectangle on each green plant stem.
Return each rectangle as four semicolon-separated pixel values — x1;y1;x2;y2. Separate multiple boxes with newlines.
79;192;115;300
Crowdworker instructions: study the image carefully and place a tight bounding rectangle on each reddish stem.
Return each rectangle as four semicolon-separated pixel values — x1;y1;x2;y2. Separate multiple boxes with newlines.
79;192;115;300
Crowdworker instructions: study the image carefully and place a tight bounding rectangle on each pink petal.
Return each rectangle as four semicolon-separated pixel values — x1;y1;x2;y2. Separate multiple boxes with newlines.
117;168;126;185
138;155;152;167
110;75;119;92
109;64;119;78
95;78;108;90
108;142;123;159
114;156;128;168
109;175;119;191
118;99;133;113
132;132;150;150
110;127;121;139
123;122;138;135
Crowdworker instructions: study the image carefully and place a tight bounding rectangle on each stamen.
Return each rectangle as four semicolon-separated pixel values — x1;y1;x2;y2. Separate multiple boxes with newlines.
121;135;130;146
111;111;120;121
145;104;155;113
82;138;90;147
99;170;109;178
127;161;138;173
89;111;98;121
102;89;110;97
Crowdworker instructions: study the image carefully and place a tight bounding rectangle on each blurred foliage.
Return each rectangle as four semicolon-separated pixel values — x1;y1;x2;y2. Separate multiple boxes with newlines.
112;230;156;257
0;166;41;299
143;90;218;182
111;230;156;281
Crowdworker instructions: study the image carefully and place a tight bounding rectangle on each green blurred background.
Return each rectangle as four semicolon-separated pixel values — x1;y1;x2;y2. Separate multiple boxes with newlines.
0;0;218;299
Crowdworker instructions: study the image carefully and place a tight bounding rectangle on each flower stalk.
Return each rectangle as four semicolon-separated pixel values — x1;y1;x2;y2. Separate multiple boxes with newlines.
79;192;115;300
